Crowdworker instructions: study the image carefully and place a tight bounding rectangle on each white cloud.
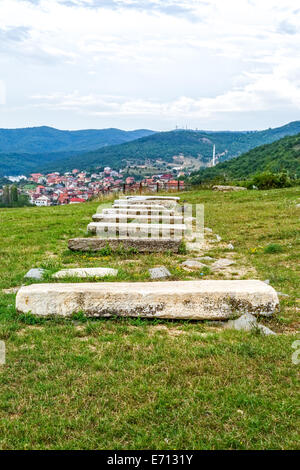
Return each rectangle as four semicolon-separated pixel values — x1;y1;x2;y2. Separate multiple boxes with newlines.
0;80;6;105
30;63;300;118
1;0;300;129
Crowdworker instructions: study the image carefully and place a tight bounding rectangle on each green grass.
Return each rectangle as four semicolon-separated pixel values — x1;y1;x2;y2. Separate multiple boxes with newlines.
0;187;299;449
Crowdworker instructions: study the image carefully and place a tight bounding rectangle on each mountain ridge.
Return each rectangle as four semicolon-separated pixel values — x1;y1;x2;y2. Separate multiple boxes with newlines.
1;121;300;175
0;126;155;155
40;120;300;173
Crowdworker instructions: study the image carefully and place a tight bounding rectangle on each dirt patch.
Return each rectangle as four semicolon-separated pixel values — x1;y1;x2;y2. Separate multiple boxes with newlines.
17;325;45;336
45;251;59;259
150;325;223;337
74;325;86;331
150;325;186;337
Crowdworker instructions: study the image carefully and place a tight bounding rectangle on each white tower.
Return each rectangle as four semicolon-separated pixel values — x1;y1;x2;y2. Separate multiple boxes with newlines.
212;144;216;166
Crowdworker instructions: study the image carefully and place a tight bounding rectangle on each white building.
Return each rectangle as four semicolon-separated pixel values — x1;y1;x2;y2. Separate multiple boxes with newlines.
35;195;51;207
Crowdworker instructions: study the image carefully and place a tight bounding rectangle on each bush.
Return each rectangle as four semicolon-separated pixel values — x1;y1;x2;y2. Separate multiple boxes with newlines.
246;171;292;190
98;244;112;256
264;243;284;254
178;240;187;254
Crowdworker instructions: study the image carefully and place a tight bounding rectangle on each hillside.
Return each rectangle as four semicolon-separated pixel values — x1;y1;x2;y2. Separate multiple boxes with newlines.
41;121;300;173
189;133;300;183
0;126;155;154
0;187;299;449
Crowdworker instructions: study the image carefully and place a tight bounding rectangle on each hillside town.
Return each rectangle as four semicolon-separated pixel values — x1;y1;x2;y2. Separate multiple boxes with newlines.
1;167;185;206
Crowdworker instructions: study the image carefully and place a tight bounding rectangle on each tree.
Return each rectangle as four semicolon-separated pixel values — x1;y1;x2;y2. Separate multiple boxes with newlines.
10;185;18;203
2;185;10;205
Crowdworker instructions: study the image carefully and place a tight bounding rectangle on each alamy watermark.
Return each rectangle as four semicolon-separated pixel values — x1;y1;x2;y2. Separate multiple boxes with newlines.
95;200;204;247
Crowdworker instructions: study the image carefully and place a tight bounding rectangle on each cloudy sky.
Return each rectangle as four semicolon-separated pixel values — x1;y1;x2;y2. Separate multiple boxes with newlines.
1;0;300;130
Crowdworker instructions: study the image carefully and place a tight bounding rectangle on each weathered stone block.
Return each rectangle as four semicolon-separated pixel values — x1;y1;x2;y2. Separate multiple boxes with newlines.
92;213;183;223
103;208;174;216
68;238;181;253
125;196;180;201
87;222;186;238
113;203;169;210
16;280;279;319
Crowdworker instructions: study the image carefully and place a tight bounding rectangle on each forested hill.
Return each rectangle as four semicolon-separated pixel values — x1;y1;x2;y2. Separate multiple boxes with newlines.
41;121;300;173
189;133;300;183
0;151;80;176
0;126;155;154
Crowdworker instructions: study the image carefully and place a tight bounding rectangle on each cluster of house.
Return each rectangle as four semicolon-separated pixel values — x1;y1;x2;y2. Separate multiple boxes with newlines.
21;168;185;206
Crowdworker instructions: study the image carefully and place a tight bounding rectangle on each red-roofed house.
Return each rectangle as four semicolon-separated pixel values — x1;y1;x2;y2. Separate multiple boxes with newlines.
70;197;86;204
58;194;69;205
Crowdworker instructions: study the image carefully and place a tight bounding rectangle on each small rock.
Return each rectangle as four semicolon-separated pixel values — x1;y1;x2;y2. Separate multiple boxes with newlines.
277;291;289;298
24;268;46;280
226;313;257;332
257;325;276;336
225;313;276;335
181;260;208;270
264;279;270;285
149;266;171;279
215;235;222;242
227;243;234;250
211;258;235;271
53;267;118;278
204;227;213;233
212;185;247;192
196;256;215;262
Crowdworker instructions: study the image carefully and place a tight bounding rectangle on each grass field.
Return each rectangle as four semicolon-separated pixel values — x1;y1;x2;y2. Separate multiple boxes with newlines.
0;187;299;449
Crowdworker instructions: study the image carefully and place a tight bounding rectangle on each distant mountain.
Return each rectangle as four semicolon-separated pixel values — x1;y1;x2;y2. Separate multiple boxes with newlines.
41;120;300;173
0;126;155;154
2;121;300;175
189;133;300;183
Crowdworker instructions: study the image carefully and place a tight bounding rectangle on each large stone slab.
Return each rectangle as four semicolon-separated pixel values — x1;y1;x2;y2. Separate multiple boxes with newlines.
102;208;175;216
113;203;169;210
53;267;118;278
16;280;279;319
87;222;186;238
125;196;180;201
92;213;183;223
123;196;180;208
68;238;182;253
